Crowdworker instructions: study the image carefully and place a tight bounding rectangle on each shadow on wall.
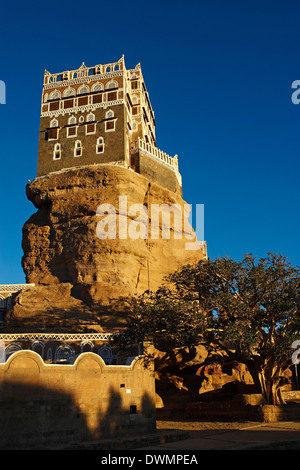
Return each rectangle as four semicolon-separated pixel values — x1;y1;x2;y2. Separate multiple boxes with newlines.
0;380;155;449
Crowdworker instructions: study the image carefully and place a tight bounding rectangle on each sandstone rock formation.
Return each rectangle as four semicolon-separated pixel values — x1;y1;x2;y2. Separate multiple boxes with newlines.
6;165;206;332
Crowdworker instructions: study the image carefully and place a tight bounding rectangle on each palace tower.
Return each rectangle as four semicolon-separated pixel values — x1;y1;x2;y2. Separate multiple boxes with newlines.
38;55;181;193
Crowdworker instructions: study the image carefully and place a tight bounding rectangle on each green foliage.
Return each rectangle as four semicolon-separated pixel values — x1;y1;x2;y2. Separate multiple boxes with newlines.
114;252;300;403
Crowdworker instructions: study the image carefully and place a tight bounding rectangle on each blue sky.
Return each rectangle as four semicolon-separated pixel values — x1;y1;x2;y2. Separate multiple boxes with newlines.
0;0;300;284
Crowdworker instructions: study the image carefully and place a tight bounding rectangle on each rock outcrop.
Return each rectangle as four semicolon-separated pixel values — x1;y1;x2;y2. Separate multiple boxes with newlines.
5;165;206;332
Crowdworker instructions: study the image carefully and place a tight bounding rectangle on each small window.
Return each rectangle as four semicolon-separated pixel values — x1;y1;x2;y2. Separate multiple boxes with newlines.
53;143;61;160
92;94;102;104
96;137;104;154
107;91;117;101
67;126;77;137
105;120;115;132
86;123;96;135
63;98;74;109
131;81;138;90
106;110;114;119
74;140;82;157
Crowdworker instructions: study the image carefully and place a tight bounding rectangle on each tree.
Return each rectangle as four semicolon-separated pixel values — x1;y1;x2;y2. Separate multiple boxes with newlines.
114;253;300;405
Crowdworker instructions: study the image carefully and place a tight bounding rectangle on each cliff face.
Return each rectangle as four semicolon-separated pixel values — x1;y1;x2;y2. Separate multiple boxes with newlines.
6;165;206;332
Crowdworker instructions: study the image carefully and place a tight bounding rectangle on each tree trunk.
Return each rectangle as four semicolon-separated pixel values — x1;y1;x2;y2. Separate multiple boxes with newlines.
245;361;285;405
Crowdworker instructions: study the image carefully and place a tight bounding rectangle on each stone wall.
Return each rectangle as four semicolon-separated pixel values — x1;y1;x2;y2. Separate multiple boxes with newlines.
0;350;156;449
37;104;127;177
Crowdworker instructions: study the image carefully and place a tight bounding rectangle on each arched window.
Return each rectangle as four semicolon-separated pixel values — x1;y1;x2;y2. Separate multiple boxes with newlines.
5;343;22;360
32;341;45;358
105;110;116;132
50;90;61;100
96;137;104;154
87;112;95;122
50;118;58;128
55;345;75;364
63;87;75;97
78;84;89;95
92;82;103;92
0;295;7;308
74;140;82;157
98;346;113;365
53;143;61;160
80;340;94;353
68;116;76;125
105;80;118;90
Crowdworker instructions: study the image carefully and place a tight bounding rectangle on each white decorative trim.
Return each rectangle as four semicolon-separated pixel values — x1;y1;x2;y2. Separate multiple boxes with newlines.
0;284;35;293
0;333;114;341
133;138;182;186
41;99;125;118
44;70;123;90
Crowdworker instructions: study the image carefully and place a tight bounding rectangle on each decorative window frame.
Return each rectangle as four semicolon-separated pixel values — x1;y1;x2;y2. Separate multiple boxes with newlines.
87;112;95;122
78;84;89;95
92;82;104;92
105;80;118;90
85;123;96;135
32;340;45;358
49;89;61;100
63;87;75;97
74;140;82;157
50;118;58;128
68;115;77;125
98;345;113;365
53;143;61;160
55;344;75;364
67;126;77;138
105;109;114;119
